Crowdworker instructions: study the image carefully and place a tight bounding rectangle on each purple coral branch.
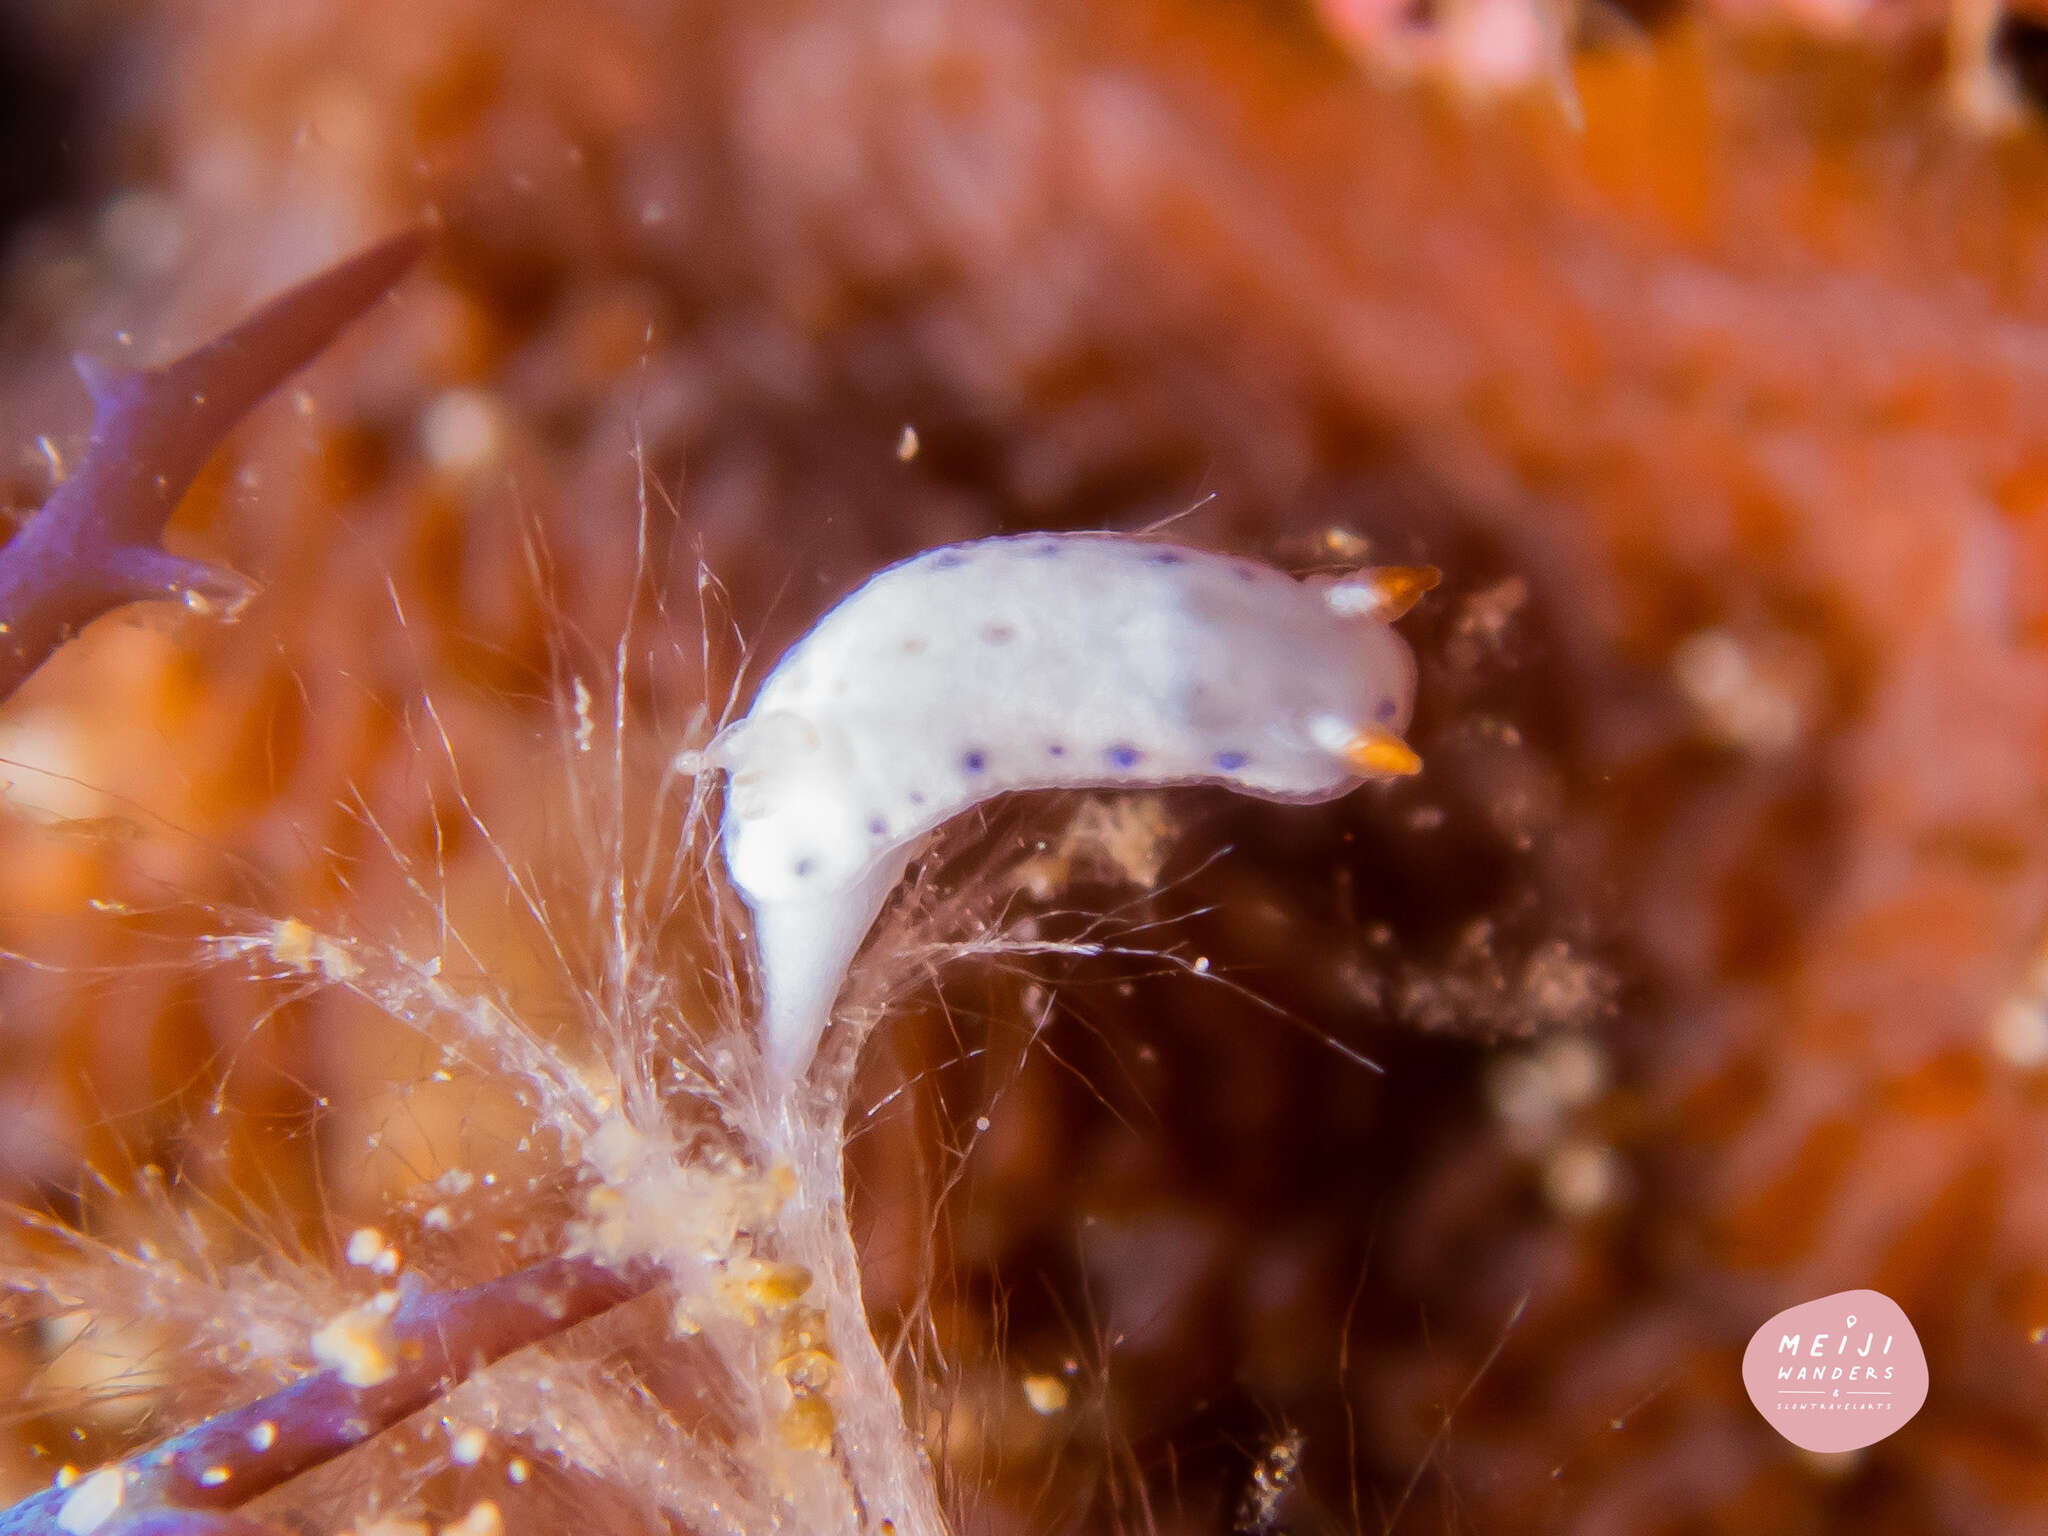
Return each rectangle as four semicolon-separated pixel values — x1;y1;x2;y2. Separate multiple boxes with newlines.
0;230;429;702
0;1255;651;1536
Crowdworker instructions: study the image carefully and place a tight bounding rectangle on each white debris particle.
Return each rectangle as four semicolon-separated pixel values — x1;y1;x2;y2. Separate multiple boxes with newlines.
197;1467;231;1488
572;677;597;754
1536;1035;1607;1109
97;188;185;278
310;1292;402;1387
1486;1053;1562;1146
895;424;919;461
450;1426;489;1465
1016;795;1181;900
1322;526;1372;559
266;917;362;982
1021;1374;1070;1415
248;1421;277;1452
1446;576;1527;670
1543;1140;1622;1218
580;1111;642;1184
440;1500;503;1536
1671;627;1807;756
1991;994;2048;1068
506;1459;529;1485
345;1228;385;1267
423;1204;454;1231
56;1467;123;1535
1519;941;1609;1028
1239;1427;1305;1534
419;389;506;475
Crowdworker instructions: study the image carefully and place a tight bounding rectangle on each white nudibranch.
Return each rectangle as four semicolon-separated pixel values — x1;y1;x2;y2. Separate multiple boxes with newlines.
710;533;1436;1077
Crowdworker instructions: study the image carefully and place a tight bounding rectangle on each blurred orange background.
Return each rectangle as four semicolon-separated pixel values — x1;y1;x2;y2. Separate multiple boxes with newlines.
5;1;2048;1530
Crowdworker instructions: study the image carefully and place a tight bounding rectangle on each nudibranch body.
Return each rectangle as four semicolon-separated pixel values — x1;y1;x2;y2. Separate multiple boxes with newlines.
711;533;1434;1077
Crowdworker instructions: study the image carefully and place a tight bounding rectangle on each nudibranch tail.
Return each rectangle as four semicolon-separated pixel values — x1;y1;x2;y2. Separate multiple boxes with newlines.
748;851;915;1080
712;532;1435;1079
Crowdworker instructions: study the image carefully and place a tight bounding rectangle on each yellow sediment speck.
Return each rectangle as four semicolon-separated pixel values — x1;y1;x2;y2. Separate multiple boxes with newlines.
780;1394;836;1453
1021;1374;1070;1415
776;1347;837;1394
741;1260;813;1307
310;1293;401;1387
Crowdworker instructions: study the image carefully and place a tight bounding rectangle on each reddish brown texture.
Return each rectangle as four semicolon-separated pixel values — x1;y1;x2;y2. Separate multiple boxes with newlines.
6;1;2048;1532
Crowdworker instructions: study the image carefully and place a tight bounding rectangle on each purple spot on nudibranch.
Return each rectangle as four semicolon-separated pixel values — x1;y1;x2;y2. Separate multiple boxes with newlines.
929;550;966;570
867;816;888;836
1106;744;1142;771
1145;550;1185;566
1029;540;1062;557
982;623;1016;645
1376;697;1398;722
1214;751;1249;772
794;858;815;877
1047;743;1067;757
961;750;987;774
908;790;926;805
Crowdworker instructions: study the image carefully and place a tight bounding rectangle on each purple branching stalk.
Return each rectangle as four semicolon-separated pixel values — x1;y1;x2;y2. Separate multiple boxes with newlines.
0;229;659;1536
0;230;428;702
1;227;985;1536
0;1256;651;1536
